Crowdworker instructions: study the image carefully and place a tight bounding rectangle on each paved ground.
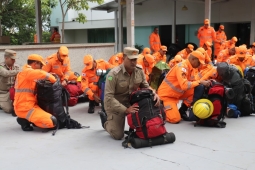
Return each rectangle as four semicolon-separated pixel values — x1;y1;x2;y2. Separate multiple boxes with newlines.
1;102;255;170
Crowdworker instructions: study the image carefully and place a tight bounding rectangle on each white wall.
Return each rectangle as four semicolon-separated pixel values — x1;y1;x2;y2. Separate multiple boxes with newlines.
64;30;88;43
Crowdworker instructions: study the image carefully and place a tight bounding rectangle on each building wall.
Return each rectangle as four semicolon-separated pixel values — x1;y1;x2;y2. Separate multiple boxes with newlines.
50;3;68;27
135;26;154;48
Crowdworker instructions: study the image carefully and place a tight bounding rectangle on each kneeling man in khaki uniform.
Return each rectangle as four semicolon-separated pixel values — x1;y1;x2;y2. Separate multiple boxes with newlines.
0;50;19;115
99;47;160;140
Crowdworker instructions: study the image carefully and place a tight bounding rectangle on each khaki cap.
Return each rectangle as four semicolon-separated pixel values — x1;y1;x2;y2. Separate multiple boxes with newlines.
124;47;139;59
5;49;17;59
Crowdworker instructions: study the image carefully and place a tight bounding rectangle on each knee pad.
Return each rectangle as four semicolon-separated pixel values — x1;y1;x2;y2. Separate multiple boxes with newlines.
50;116;58;126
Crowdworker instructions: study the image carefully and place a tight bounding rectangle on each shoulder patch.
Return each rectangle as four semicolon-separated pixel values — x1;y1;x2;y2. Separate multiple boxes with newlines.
182;68;187;73
112;66;121;75
82;73;86;77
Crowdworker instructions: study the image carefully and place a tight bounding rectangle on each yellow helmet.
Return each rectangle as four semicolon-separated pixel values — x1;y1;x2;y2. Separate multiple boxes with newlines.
193;99;214;119
77;76;81;82
234;65;244;78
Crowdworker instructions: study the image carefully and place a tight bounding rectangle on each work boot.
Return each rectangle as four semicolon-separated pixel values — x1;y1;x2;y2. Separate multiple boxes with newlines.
95;102;100;106
98;110;107;129
88;100;95;114
11;110;17;117
179;103;190;121
17;118;34;131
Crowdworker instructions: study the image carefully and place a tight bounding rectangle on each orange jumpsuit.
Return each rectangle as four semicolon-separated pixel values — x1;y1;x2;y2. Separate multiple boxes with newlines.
168;55;183;68
153;51;167;64
149;32;161;52
228;55;255;72
108;53;123;67
247;49;255;56
42;53;71;81
197;26;216;47
177;49;189;59
14;65;56;128
220;40;236;51
81;59;113;101
214;31;227;56
137;60;152;82
158;60;200;123
196;64;217;81
217;49;232;63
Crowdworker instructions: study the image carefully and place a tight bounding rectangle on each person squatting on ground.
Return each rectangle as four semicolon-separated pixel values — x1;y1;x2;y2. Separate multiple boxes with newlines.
99;47;160;140
0;50;19;115
158;51;210;124
14;54;57;131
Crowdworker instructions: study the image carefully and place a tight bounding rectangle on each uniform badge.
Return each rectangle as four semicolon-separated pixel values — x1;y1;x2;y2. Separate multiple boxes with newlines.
82;73;86;77
108;76;113;81
182;68;187;73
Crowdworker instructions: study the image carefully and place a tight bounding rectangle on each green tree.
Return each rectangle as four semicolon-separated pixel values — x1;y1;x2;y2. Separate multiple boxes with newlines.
0;0;57;44
59;0;104;43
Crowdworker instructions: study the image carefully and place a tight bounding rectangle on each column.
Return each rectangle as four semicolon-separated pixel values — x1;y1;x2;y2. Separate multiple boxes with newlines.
172;0;176;44
35;0;42;43
118;0;123;52
250;0;255;44
205;0;211;21
126;0;135;47
114;11;119;52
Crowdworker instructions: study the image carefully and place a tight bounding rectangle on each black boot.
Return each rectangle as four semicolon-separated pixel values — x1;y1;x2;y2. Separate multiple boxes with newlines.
98;111;107;129
88;100;95;114
17;118;34;131
179;103;190;121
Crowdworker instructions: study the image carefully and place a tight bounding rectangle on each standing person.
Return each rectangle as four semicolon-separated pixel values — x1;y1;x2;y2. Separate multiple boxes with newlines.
14;54;57;131
197;19;216;47
149;27;161;53
214;25;227;58
42;46;71;87
50;28;61;43
0;50;19;115
99;47;160;140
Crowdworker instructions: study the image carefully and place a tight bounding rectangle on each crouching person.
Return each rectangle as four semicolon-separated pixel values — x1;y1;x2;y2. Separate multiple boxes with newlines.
99;47;160;140
158;51;210;124
14;54;57;131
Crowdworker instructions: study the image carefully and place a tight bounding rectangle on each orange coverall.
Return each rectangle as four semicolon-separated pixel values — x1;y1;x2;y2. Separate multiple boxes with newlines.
108;53;123;67
247;48;255;56
228;55;255;72
217;49;232;63
177;49;189;60
196;64;217;81
50;32;61;43
137;60;152;82
197;26;216;47
81;59;113;100
149;32;161;52
14;65;56;128
153;51;167;64
220;40;236;51
42;53;71;81
158;60;200;123
214;31;227;56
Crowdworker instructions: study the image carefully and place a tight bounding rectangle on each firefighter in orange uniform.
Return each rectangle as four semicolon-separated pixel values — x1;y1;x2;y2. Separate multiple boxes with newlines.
108;53;124;67
177;44;194;60
137;54;155;82
149;27;161;53
228;45;255;72
81;55;113;113
220;36;237;50
50;28;61;43
42;46;71;87
197;19;216;47
14;54;57;131
153;46;167;64
168;55;183;68
201;41;214;63
138;47;151;61
214;25;227;58
158;51;210;123
247;42;255;56
217;47;236;63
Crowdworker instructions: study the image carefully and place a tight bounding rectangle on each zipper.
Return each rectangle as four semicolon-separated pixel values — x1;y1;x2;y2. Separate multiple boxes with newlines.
147;98;153;117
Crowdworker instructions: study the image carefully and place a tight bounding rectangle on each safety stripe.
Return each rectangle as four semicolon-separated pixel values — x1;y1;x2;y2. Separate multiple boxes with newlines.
198;73;202;79
53;65;59;69
63;64;67;67
164;105;171;109
200;36;212;39
41;123;49;128
64;72;70;76
84;88;90;94
187;82;192;90
164;79;184;94
89;77;97;81
15;88;35;94
44;73;50;80
152;42;160;44
208;62;213;66
183;98;192;104
26;108;34;120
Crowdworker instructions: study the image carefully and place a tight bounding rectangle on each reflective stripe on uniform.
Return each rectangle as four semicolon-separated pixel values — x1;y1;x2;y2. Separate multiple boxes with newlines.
64;72;70;76
63;64;68;67
44;73;50;80
164;105;171;109
84;88;90;94
164;79;184;94
187;82;192;90
152;42;160;44
26;108;34;120
15;88;35;94
89;77;97;81
198;73;202;79
53;65;59;69
183;98;192;104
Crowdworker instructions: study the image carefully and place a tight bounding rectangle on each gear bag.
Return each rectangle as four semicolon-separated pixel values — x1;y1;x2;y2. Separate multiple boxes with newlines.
193;81;227;128
246;67;255;85
36;76;89;135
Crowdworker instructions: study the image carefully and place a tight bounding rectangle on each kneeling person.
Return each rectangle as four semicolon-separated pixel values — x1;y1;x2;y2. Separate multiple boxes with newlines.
14;54;57;131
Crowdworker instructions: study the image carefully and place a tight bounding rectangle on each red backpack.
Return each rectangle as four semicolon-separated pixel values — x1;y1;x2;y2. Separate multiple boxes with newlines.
127;89;167;139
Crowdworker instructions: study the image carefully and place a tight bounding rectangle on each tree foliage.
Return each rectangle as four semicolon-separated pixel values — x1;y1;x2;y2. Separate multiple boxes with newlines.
59;0;104;42
0;0;57;44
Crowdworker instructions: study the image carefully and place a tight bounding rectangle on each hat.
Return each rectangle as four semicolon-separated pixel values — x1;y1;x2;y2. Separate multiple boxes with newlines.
124;47;139;59
28;54;46;66
68;72;78;81
142;47;151;55
204;19;210;25
237;46;247;58
196;47;206;55
219;25;224;29
144;54;155;68
5;49;17;59
83;55;94;70
232;36;238;42
174;55;183;63
160;46;167;51
205;41;212;47
187;44;194;51
191;51;205;64
59;46;69;57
